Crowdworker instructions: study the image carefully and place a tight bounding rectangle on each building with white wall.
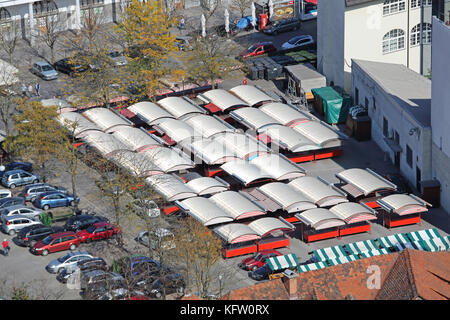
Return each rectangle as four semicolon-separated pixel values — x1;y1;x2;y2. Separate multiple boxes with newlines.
430;16;450;213
351;59;432;191
318;0;433;93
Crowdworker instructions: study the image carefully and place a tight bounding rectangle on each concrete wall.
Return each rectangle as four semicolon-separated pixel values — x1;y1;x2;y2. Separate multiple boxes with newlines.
352;62;432;189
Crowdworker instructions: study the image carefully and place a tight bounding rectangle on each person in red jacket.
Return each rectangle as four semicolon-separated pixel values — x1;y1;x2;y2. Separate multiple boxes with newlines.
2;239;9;256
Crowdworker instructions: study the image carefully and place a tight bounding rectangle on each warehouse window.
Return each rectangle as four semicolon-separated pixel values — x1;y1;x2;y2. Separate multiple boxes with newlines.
406;145;413;168
383;0;406;15
410;23;432;46
383;29;405;53
411;0;432;9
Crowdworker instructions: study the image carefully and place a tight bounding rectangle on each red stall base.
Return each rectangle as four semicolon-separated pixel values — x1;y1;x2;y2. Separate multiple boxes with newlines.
257;238;290;251
304;229;339;243
385;214;421;229
361;200;380;209
289;154;315;163
314;149;343;160
222;245;258;259
163;206;180;215
206;168;224;177
339;223;371;237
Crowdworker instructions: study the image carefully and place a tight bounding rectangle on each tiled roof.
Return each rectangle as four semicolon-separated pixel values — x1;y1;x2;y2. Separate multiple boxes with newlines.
219;250;450;300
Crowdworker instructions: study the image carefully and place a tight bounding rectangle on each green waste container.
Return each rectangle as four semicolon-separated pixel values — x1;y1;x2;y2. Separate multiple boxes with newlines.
40;212;53;226
311;86;352;124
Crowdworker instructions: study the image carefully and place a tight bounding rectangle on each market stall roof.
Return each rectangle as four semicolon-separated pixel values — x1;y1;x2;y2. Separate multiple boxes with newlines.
376;193;430;215
295;208;346;230
377;233;410;250
184;177;229;196
81;131;130;158
414;237;450;252
229;85;275;106
406;228;442;242
313;245;348;262
229;107;280;132
298;261;328;273
258;182;317;213
359;248;390;258
146;174;197;202
336;168;397;197
259;125;321;152
185;114;236;138
57;112;101;138
213;223;261;244
221;160;273;186
82;107;132;133
141;147;195;173
108;150;163;177
344;239;380;255
247;217;295;237
212;132;271;159
292;120;342;148
326;255;359;266
178;197;234;226
127;101;174;125
266;254;298;271
249;154;306;180
157;96;206;119
259;102;311;127
288;176;349;207
197;89;249;112
187;138;239;165
329;202;377;224
155;119;201;144
209;191;266;220
112;126;162;153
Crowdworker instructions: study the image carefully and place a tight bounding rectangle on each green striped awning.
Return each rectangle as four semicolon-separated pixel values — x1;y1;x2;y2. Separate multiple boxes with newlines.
416;237;450;252
345;240;379;255
395;241;422;251
266;254;298;272
326;254;359;266
359;248;390;258
298;261;328;273
377;233;410;249
313;245;348;262
406;228;442;242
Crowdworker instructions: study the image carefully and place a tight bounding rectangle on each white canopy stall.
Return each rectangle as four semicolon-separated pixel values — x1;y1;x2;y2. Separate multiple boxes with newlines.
229;85;276;107
127;101;174;125
82;107;133;133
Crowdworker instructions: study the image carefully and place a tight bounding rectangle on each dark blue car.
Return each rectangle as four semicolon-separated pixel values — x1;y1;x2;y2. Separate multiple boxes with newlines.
0;162;32;177
32;191;79;210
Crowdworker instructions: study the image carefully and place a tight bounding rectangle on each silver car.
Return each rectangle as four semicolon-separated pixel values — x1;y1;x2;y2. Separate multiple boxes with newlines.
19;183;67;202
1;214;42;236
31;61;58;80
46;251;94;274
0;189;12;199
0;205;43;220
80;270;124;291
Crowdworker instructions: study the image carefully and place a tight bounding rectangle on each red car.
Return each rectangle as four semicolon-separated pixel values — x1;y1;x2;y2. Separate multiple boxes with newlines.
238;249;282;271
31;231;80;256
239;42;277;59
76;222;121;243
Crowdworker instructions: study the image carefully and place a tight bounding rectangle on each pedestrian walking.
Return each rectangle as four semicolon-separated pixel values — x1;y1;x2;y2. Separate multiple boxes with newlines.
21;83;27;97
179;16;185;31
2;239;9;256
27;84;33;98
35;82;40;96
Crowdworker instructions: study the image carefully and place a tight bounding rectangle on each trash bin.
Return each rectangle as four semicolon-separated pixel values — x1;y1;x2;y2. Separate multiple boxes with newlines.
249;66;259;80
257;65;265;79
40;212;52;226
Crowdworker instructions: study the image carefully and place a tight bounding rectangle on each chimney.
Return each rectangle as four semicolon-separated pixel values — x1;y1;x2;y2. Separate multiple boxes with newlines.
282;269;299;300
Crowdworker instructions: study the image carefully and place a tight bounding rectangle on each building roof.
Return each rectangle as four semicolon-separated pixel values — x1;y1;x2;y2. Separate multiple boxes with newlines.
353;59;432;127
229;85;275;106
127;101;174;125
259;102;311;127
82;107;132;133
157;96;205;119
345;0;377;7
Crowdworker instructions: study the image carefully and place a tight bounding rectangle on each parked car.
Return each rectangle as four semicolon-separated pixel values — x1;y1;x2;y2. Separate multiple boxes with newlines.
76;222;121;243
32;191;79;210
108;51;128;67
238;42;277;59
281;35;315;50
97;288;146;300
1;170;40;189
31;231;81;256
53;57;89;76
64;214;109;232
57;257;108;283
0;205;43;220
80;270;124;291
46;251;94;274
262;18;302;35
0;189;11;199
80;279;126;300
238;249;282;271
14;224;65;247
248;264;271;281
0;162;33;177
146;273;185;298
0;197;26;210
112;255;161;277
1;214;42;236
20;183;67;202
31;61;58;80
136;228;175;250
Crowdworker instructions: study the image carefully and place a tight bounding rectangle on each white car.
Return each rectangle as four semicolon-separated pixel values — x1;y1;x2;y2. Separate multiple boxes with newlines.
46;251;94;274
0;214;42;235
281;35;315;50
0;205;43;220
0;189;12;199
